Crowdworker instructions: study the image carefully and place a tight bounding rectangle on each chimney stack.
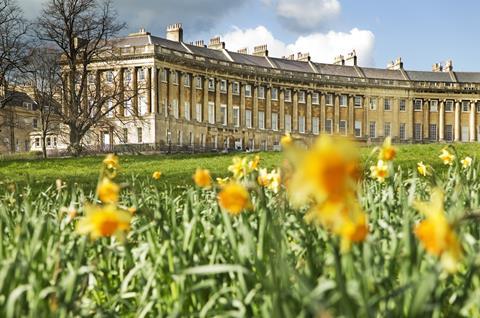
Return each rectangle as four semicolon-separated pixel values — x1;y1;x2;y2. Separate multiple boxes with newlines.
190;40;206;47
444;59;453;72
296;52;311;62
208;36;225;50
237;47;248;54
432;62;443;72
333;55;345;65
166;23;183;42
345;50;357;66
387;57;403;70
282;54;295;60
253;44;268;57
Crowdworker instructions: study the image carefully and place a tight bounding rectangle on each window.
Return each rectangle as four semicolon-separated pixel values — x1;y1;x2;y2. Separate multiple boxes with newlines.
384;98;392;111
33;119;38;128
414;123;422;140
414;99;423;111
271;88;278;100
106;100;114;118
124;100;132;116
46;137;51;146
139;95;147;115
163;98;168;117
445;100;454;112
354;121;362;137
271;112;278;131
312;92;319;105
106;71;114;83
384;122;391;137
123;128;128;143
429;124;437;140
285;114;292;132
196;103;202;122
369;98;377;110
208;78;215;91
313;117;320;134
233;82;240;95
246;110;252;128
462;101;470;112
369;121;376;138
172;71;178;85
124;69;132;83
258;111;265;129
245;85;252;97
325;119;333;134
53;137;57;147
324;93;333;106
430;100;438;112
220;104;227;126
476;101;480;113
35;137;40;147
399;99;406;112
183;74;190;87
220;80;227;93
137;127;143;143
339;120;347;135
196;76;202;88
299;116;306;133
208;102;215;124
172;99;179;119
399;123;406;140
137;68;145;81
233;106;240;127
298;91;306;103
161;69;168;82
445;125;453;141
340;95;347;107
354;96;362;108
184;101;190;120
258;86;265;99
285;90;292;102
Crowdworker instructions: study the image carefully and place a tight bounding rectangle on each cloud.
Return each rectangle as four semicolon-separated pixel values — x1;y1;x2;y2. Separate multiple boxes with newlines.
276;0;341;33
222;26;375;66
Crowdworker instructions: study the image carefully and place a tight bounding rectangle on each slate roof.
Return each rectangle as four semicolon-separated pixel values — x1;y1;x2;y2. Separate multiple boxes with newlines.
406;71;455;82
228;51;272;68
269;58;314;73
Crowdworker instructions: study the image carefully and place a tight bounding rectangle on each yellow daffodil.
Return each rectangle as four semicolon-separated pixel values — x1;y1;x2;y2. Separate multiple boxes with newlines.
152;171;162;180
217;182;252;215
257;168;282;193
379;136;397;161
257;168;270;187
97;178;120;204
413;188;462;272
193;168;212;188
461;156;472;168
417;162;428;176
439;148;455;166
228;157;249;179
281;133;293;148
76;204;132;240
216;177;230;186
370;160;389;182
248;155;260;171
103;154;119;170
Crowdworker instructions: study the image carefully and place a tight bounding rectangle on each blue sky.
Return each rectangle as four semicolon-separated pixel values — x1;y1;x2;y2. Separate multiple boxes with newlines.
20;0;479;71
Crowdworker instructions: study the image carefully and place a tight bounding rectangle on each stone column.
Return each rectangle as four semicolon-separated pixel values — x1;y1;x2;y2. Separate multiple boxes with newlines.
348;95;354;136
240;83;246;127
227;81;233;126
215;80;221;124
190;74;196;120
151;67;158;113
279;89;285;130
179;72;185;119
470;101;476;142
320;93;326;133
439;100;445;141
392;98;399;139
454;101;461;141
293;90;298;132
253;85;258;129
334;93;340;133
423;100;429;140
378;97;384;138
266;87;272;130
203;77;209;124
364;96;369;138
145;68;152;114
168;69;175;117
306;91;312;133
407;98;414;140
117;68;125;116
132;67;138;115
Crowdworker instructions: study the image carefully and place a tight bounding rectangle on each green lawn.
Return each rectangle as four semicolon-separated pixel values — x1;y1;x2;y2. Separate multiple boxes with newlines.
1;142;480;191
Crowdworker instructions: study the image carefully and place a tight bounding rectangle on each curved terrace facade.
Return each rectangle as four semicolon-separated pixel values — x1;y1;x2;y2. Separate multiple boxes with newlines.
93;23;480;151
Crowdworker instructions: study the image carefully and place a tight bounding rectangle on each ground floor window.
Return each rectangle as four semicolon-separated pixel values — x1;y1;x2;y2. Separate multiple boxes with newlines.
325;119;333;134
445;125;453;141
339;120;347;135
137;127;143;143
429;124;437;141
369;121;376;138
399;123;406;140
313;117;320;135
354;121;362;137
384;122;391;137
414;123;422;140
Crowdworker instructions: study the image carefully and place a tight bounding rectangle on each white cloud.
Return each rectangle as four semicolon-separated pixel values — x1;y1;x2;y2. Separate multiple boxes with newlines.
222;26;375;66
276;0;341;32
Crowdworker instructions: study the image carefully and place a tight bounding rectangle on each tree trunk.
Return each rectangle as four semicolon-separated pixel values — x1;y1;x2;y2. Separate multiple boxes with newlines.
41;132;48;159
68;125;84;157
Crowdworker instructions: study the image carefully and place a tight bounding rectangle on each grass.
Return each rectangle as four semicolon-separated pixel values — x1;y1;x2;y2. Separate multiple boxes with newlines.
1;143;480;191
1;141;480;316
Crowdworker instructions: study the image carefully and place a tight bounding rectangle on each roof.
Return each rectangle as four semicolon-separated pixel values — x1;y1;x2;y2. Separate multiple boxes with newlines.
116;33;480;84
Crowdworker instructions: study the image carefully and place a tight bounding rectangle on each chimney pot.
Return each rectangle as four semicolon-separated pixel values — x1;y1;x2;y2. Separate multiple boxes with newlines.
166;23;183;42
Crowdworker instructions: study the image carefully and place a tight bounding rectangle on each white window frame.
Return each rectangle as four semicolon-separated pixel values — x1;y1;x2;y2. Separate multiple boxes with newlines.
258;111;265;129
430;100;438;112
384;122;391;137
271;88;278;101
399;99;406;112
220;80;227;93
233;82;240;95
220;104;227;126
271;112;278;131
312;117;320;134
354;96;362;108
339;95;347;107
369;97;377;110
208;102;215;124
245;85;252;97
326;93;333;106
414;99;423;111
299;116;306;133
285;114;292;133
208;78;215;91
369;121;376;138
184;101;190;120
196;103;202;122
298;91;306;103
445;100;454;112
285;90;292;102
354;121;362;137
339;120;347;135
246;109;252;128
325;119;333;134
384;98;392;111
258;86;265;99
233;106;240;127
312;92;319;105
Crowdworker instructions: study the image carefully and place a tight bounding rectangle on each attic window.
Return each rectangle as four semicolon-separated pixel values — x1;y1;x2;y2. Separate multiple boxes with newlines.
23;102;33;110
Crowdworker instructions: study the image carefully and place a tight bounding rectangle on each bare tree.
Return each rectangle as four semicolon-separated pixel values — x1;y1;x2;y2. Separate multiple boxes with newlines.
27;47;62;158
36;0;130;156
0;0;29;109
